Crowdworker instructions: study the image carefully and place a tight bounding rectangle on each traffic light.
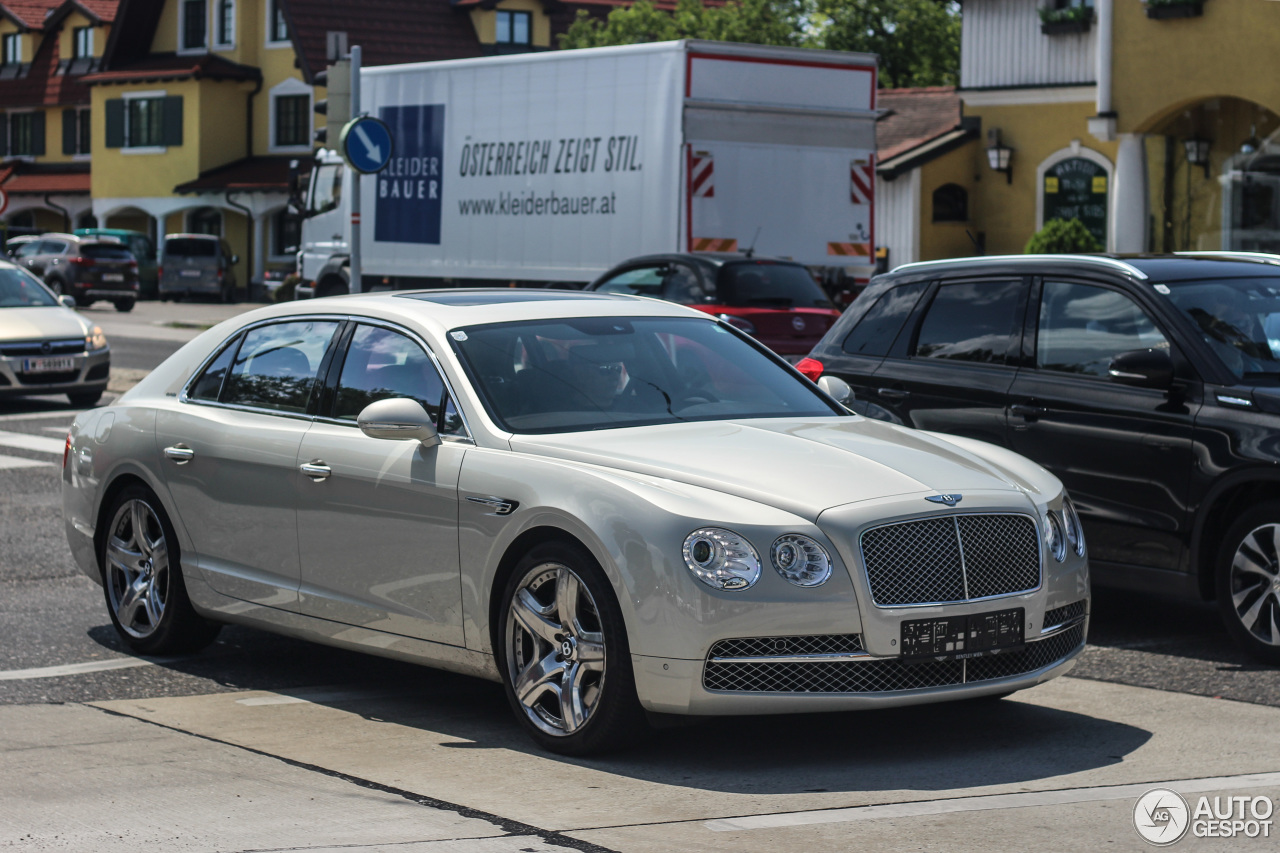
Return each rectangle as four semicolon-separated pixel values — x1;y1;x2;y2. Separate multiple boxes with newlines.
313;58;350;149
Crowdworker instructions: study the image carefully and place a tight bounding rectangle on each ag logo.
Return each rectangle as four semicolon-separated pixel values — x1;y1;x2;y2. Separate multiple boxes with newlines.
1134;788;1190;845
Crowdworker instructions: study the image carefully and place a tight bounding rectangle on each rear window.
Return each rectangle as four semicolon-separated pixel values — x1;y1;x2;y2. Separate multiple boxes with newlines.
164;238;218;257
718;263;833;309
81;244;133;260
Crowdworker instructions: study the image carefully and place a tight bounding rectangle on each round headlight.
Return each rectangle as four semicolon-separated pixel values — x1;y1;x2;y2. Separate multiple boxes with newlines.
682;528;761;591
1062;497;1085;557
771;534;832;587
1044;511;1067;562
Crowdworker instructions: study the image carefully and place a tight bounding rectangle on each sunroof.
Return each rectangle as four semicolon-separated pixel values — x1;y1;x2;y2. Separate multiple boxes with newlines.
399;290;618;307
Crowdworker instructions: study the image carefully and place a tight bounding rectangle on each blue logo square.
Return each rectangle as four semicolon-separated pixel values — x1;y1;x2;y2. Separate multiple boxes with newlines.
375;105;445;245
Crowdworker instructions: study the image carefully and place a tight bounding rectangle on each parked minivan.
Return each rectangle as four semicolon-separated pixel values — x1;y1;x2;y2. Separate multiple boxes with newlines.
158;234;238;302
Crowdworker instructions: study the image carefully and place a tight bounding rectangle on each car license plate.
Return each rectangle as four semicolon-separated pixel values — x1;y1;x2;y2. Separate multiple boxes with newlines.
900;607;1024;660
102;273;124;282
22;356;76;374
180;269;202;278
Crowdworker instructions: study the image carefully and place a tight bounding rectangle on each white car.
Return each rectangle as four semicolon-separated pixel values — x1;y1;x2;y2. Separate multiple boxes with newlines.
62;290;1089;754
0;260;110;407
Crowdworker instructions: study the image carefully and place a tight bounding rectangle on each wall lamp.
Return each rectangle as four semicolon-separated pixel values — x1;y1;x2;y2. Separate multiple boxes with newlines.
1183;137;1211;179
986;129;1014;184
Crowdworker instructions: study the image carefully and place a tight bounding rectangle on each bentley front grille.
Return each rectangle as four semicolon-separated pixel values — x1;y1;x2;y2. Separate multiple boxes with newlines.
860;513;1041;606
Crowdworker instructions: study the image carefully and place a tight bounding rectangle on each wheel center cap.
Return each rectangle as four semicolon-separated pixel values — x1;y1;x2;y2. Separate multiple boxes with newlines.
141;559;152;574
560;638;575;660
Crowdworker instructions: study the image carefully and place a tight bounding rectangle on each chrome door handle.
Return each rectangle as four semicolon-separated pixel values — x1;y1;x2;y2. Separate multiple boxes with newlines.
876;388;910;401
163;445;195;464
300;461;332;481
1010;403;1048;418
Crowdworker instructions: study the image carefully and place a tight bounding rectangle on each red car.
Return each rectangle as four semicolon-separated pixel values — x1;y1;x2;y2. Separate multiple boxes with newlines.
585;253;841;357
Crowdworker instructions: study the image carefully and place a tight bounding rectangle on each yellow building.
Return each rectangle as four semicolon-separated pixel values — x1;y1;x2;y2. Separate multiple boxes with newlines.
876;0;1280;264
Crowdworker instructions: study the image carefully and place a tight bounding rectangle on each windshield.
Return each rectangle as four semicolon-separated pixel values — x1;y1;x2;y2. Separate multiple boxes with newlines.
308;162;344;216
452;316;840;433
1161;276;1280;382
0;267;58;307
719;263;833;309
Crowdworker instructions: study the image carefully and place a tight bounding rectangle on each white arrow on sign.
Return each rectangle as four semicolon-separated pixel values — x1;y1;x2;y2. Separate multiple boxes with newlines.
353;124;382;164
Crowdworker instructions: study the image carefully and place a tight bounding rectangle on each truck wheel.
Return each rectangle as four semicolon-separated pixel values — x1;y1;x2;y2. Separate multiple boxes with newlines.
316;276;348;299
1217;501;1280;664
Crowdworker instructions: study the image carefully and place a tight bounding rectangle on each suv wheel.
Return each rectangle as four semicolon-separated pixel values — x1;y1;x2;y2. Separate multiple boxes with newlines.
1217;502;1280;664
114;299;135;313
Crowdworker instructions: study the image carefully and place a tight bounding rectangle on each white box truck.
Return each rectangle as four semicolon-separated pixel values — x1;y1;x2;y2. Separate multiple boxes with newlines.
296;39;877;297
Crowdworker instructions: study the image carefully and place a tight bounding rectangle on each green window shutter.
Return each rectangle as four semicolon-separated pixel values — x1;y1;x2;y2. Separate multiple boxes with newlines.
104;99;124;148
0;114;7;157
62;108;76;154
162;95;183;146
30;110;44;156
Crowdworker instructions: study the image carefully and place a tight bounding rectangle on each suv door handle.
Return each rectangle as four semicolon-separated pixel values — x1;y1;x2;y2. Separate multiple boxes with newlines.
1010;403;1048;418
876;388;910;401
163;444;195;464
300;461;331;481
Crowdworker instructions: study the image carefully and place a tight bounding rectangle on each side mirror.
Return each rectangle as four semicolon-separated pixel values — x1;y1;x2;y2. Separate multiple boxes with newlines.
58;295;76;309
357;397;441;447
230;254;240;265
1108;347;1173;389
817;375;854;405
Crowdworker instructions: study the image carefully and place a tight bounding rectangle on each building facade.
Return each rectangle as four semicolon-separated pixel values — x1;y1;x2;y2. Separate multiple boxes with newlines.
877;0;1280;265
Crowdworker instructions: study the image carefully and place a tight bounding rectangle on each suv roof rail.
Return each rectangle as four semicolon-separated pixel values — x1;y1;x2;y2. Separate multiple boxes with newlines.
891;254;1149;281
1174;251;1280;266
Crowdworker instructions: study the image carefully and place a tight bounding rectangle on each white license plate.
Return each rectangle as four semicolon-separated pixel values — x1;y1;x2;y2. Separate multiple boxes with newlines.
102;273;124;282
180;270;202;278
22;357;76;373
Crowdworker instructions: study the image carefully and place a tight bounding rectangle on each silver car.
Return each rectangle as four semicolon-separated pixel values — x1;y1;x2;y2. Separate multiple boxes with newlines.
62;290;1088;754
0;260;110;406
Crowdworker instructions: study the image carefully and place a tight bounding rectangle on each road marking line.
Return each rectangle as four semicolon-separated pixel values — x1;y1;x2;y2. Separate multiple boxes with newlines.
235;688;410;706
0;657;154;681
704;771;1280;831
0;429;66;455
0;409;82;422
0;453;53;470
42;426;70;434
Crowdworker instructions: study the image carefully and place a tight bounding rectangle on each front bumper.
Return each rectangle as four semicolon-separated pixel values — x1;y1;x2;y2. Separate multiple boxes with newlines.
0;347;110;398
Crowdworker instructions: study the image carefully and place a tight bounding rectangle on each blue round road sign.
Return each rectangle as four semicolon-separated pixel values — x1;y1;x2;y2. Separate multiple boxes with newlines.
340;116;393;174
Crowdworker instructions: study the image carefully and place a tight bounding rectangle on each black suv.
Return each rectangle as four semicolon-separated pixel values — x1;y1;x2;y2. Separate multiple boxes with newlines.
13;233;140;311
803;253;1280;661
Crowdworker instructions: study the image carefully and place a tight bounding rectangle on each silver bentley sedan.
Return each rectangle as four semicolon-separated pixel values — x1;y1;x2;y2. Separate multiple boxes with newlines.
62;290;1089;754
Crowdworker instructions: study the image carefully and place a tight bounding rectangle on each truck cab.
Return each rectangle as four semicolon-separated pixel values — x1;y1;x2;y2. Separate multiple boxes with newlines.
297;149;350;299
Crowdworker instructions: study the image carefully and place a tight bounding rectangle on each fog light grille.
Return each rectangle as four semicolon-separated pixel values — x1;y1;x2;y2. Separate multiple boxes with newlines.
708;635;863;658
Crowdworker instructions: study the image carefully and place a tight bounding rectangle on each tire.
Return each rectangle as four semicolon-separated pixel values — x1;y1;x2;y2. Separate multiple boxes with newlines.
316;276;348;299
67;390;102;407
114;299;135;313
100;485;221;655
497;541;647;755
1216;501;1280;664
46;277;64;296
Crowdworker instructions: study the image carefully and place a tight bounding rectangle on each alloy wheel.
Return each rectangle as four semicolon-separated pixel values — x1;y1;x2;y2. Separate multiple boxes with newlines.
1228;523;1280;648
505;563;607;737
105;498;171;640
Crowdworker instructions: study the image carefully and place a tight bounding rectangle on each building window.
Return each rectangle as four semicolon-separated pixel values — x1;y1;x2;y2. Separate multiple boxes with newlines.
9;113;35;155
272;208;300;256
182;0;207;50
126;98;164;147
63;107;91;155
215;0;235;45
77;108;90;154
274;94;309;147
268;0;288;42
932;184;968;222
73;26;93;58
495;10;531;45
189;207;223;236
2;33;21;64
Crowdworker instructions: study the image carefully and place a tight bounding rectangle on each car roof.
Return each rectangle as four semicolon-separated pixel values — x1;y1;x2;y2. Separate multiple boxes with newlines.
608;252;806;269
164;233;220;241
885;253;1280;284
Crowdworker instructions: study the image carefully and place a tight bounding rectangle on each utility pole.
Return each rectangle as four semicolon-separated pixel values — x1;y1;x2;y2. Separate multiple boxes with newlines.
349;44;362;295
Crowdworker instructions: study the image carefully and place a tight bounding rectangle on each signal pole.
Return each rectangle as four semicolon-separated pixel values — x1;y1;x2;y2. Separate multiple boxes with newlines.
349;44;362;294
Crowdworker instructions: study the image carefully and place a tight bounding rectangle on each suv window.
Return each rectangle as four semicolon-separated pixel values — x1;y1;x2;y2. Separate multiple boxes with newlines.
13;242;41;259
223;321;341;413
81;244;133;260
914;280;1024;364
842;282;928;356
40;241;69;255
595;266;665;297
333;324;448;425
718;263;832;309
165;238;218;257
1037;281;1169;377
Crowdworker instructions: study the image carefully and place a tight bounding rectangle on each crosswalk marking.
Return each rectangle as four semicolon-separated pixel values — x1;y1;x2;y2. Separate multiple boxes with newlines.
0;454;52;470
0;429;67;455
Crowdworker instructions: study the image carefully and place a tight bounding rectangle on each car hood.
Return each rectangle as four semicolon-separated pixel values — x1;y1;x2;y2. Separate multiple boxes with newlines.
510;417;1037;521
0;307;88;342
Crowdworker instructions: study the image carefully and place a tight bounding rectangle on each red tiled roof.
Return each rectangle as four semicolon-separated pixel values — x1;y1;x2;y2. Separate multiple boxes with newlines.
173;156;310;194
285;0;485;82
0;163;91;194
0;0;57;29
81;52;261;84
876;86;963;162
76;0;118;21
0;18;92;106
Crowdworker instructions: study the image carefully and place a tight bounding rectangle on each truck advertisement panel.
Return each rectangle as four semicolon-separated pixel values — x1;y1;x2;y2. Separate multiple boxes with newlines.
362;44;684;282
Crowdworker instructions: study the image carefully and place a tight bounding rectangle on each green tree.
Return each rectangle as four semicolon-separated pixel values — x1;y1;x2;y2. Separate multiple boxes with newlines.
817;0;960;88
1024;218;1104;254
559;0;805;49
